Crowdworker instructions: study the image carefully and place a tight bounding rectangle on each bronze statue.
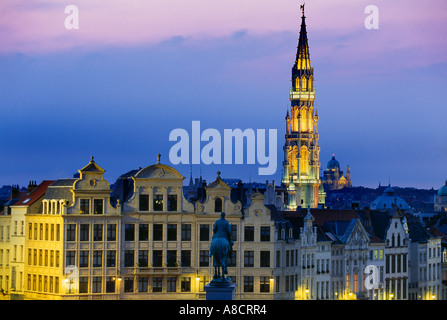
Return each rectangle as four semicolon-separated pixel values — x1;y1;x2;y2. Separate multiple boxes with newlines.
209;212;234;284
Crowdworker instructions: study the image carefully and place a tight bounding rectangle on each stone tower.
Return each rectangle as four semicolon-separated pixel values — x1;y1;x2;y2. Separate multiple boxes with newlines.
282;4;323;209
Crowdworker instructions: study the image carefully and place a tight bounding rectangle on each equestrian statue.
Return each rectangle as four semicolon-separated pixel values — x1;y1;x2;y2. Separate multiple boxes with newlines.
209;212;234;284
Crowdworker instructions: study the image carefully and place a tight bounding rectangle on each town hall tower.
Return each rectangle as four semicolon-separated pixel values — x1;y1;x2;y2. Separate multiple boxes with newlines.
282;4;324;209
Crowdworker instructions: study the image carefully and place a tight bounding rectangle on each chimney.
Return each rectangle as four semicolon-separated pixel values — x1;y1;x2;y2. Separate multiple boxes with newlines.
10;184;20;200
27;180;38;194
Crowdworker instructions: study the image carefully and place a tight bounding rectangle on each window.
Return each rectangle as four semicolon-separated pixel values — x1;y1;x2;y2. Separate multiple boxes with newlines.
167;250;177;267
92;277;102;293
231;224;237;242
93;199;103;214
199;250;209;267
244;226;254;241
80;224;89;241
227;250;237;267
106;277;115;293
125;224;135;241
66;224;76;241
138;277;148;292
200;225;209;241
153;251;163;267
168;195;177;211
107;224;116;241
139;194;149;211
167;277;177;292
181;224;191;241
276;251;281;268
152;277;162;292
139;224;149;241
93;224;103;241
153;224;163;241
106;251;116;267
28;223;32;240
261;226;270;242
93;251;102;267
392;254;396;273
138;250;148;267
124;250;134;267
260;251;270;267
181;277;191;292
260;276;270;293
167;224;177;241
153;195;163;211
244;251;254;267
80;199;90;214
181;250;191;267
66;251;75;266
79;277;88;294
244;276;254;292
199;277;209;292
79;251;89;268
386;254;390;274
124;277;134;293
214;198;222;212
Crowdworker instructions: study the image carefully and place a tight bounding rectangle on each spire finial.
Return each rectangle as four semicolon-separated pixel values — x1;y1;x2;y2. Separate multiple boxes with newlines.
156;153;161;164
300;2;305;16
90;156;95;163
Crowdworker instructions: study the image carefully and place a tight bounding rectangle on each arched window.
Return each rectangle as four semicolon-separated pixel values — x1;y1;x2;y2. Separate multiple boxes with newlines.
214;198;222;213
300;146;310;176
301;76;307;91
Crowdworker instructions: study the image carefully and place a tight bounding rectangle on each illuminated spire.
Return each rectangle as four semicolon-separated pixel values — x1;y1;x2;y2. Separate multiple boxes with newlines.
294;3;311;70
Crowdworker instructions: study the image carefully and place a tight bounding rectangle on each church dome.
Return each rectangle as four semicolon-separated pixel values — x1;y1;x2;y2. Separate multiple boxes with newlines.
370;186;410;210
438;181;447;196
327;155;340;170
384;186;395;195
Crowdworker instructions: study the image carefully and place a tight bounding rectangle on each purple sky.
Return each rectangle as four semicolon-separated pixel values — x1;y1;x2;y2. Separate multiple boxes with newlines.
1;0;446;190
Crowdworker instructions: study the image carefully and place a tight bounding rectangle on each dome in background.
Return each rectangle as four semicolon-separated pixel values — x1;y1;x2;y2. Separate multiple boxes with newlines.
327;154;340;170
370;185;410;210
438;181;447;197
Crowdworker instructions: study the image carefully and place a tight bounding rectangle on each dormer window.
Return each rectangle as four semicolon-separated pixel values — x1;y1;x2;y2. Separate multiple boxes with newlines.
93;199;104;214
167;195;177;211
214;198;223;213
80;199;90;214
139;194;149;211
153;195;163;211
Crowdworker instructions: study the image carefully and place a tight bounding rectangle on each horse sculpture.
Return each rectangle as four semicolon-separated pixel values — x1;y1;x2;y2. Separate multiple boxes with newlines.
209;212;233;284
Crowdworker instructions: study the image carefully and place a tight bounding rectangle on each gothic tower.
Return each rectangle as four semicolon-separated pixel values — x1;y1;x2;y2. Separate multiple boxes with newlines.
282;4;323;209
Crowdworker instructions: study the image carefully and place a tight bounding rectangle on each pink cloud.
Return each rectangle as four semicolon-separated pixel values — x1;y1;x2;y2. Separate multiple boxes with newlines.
1;0;446;78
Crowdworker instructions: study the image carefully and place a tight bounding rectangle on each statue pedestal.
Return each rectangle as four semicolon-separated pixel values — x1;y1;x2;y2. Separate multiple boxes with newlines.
205;282;237;300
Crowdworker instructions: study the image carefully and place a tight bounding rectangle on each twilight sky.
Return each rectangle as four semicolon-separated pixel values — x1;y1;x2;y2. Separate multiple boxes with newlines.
0;0;446;190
